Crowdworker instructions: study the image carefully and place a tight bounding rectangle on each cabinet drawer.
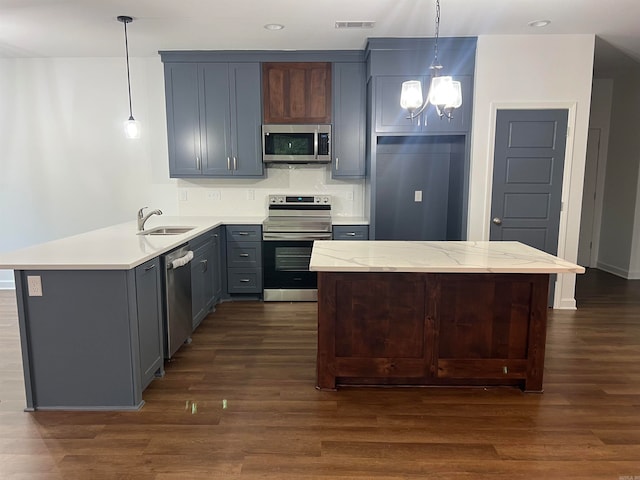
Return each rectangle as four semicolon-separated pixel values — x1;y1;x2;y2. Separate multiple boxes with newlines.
228;269;262;293
226;225;261;242
332;225;369;240
227;243;262;268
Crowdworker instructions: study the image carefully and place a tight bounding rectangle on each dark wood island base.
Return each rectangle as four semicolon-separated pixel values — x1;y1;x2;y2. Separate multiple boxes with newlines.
316;271;550;392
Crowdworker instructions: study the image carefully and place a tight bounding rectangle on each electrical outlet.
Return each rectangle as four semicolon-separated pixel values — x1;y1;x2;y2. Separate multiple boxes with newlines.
246;189;255;201
346;190;354;201
414;190;423;202
207;190;221;201
178;189;188;201
27;275;43;297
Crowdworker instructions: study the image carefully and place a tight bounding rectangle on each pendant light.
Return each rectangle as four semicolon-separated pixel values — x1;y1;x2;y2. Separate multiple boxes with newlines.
117;15;140;139
400;0;462;121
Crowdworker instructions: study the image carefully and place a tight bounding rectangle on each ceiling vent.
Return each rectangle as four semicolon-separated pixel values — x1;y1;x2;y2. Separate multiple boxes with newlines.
335;21;376;29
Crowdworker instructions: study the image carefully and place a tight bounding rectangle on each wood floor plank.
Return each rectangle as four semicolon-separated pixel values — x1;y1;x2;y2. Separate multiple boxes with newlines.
1;268;640;478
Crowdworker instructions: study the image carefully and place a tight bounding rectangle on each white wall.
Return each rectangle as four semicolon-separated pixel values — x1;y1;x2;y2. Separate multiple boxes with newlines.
469;34;595;308
0;56;365;289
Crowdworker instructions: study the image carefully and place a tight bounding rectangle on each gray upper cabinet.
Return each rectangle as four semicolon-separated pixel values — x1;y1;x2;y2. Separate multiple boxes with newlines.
332;62;366;178
164;62;263;178
374;74;472;134
164;63;201;176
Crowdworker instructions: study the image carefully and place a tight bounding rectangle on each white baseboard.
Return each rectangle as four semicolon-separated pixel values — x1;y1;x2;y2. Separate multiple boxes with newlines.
554;297;577;310
0;279;15;290
596;261;631;279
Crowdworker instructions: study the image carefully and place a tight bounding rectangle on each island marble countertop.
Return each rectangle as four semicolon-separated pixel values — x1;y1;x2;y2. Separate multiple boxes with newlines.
0;216;265;271
309;241;585;274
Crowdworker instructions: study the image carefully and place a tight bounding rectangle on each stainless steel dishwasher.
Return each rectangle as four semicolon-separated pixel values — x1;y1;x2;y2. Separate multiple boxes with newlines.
162;244;193;359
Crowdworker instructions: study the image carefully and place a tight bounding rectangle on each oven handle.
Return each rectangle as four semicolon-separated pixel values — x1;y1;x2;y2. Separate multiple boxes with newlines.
262;232;332;241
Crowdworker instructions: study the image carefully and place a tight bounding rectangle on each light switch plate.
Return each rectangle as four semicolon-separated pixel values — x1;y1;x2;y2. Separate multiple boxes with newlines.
27;275;43;297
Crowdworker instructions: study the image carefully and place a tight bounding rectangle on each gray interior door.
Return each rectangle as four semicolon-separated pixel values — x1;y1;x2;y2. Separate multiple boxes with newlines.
490;109;568;304
490;109;568;253
577;128;601;266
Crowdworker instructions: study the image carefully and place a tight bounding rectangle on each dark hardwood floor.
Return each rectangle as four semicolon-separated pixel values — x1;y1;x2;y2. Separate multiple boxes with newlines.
1;269;639;479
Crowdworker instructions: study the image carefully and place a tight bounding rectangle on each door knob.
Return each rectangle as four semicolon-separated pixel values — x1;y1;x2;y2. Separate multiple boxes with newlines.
492;217;502;225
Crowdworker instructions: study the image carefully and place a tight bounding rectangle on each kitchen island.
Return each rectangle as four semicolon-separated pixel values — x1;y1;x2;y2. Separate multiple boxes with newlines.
310;241;584;392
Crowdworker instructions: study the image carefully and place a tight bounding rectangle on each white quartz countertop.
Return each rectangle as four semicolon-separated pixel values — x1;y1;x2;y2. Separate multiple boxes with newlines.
0;216;265;271
331;217;369;226
309;241;585;274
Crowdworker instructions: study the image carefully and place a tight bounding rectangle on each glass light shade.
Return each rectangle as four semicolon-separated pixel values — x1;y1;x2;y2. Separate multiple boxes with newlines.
428;76;459;107
400;80;424;111
448;81;462;109
124;117;140;139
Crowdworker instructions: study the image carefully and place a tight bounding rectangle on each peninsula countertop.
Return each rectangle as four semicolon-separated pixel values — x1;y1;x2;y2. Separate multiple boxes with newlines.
309;240;585;274
0;216;265;271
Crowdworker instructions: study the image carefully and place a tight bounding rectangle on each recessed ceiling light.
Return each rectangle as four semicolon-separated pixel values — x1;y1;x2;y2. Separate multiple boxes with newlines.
528;19;551;28
264;23;285;31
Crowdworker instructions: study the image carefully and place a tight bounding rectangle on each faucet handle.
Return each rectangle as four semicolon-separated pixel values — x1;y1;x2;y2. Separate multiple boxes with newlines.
137;206;148;218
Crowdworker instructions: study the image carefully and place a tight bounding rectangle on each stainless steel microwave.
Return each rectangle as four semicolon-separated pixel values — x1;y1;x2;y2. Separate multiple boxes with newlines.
262;124;331;164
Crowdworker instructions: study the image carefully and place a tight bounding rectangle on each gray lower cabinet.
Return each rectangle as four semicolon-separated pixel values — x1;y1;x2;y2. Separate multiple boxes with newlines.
163;61;263;178
135;258;165;390
190;235;214;330
332;225;369;240
211;227;224;303
14;262;164;410
190;227;225;330
226;225;263;294
332;62;366;178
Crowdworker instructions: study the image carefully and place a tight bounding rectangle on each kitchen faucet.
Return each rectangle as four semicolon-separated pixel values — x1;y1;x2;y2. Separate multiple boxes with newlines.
137;207;163;231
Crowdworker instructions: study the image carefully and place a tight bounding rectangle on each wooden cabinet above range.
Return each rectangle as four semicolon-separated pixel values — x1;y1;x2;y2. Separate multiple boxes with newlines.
262;62;332;124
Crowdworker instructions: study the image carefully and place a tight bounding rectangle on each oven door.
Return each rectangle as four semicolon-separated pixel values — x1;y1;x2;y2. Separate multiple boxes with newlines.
263;239;318;301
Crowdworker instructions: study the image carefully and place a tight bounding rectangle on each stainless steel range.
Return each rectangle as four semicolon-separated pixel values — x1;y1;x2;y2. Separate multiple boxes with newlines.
262;194;332;301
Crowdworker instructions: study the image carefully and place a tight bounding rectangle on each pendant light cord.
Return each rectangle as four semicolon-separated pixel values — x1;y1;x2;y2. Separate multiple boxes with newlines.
123;18;134;119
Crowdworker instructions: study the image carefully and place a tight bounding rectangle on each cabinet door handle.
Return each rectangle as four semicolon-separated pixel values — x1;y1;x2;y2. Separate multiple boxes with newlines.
213;234;218;238
200;259;208;272
144;264;156;271
336;157;339;170
240;278;250;283
227;157;231;170
233;157;237;170
196;156;201;171
239;253;250;257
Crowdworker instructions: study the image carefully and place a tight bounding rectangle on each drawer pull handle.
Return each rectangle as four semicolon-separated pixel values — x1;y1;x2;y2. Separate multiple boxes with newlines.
144;264;156;271
239;253;250;257
346;232;357;236
237;232;250;236
240;279;250;283
503;366;508;374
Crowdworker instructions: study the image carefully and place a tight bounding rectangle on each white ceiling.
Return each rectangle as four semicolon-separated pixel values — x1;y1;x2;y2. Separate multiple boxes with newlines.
2;0;640;67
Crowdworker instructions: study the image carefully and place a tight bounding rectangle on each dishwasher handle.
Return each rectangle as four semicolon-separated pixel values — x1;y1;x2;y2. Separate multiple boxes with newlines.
168;250;194;270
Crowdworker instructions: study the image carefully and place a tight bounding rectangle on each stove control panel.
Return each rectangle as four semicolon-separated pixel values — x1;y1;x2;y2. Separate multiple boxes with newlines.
268;194;331;206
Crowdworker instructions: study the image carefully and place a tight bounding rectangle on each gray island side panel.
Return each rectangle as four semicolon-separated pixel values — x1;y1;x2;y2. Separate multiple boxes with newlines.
16;269;142;410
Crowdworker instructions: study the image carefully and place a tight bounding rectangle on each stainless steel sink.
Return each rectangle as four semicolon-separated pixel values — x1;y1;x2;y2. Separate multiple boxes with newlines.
138;226;195;236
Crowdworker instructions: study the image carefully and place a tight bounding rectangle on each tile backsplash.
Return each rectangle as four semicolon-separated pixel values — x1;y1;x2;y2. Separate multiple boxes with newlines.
176;164;365;218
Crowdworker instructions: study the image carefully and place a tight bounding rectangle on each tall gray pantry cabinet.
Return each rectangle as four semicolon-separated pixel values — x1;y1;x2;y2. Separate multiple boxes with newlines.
163;60;263;178
365;37;477;241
